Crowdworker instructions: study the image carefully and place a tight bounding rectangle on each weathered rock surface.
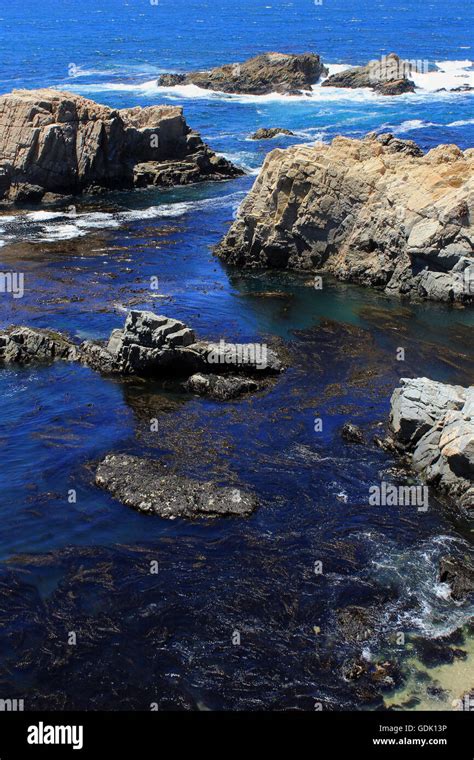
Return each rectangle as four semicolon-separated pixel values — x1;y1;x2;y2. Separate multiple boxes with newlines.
0;326;79;364
390;378;473;509
250;128;295;140
216;133;474;303
439;555;474;600
158;53;327;95
0;89;242;204
95;454;257;518
183;372;260;400
341;423;365;444
322;53;416;95
0;311;283;396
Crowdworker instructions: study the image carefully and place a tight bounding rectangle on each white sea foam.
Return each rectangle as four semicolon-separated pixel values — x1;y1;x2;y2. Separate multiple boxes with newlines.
411;59;474;92
447;118;474;126
0;191;246;245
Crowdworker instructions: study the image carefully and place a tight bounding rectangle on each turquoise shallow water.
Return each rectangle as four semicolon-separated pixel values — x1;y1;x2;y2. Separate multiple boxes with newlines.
0;0;472;710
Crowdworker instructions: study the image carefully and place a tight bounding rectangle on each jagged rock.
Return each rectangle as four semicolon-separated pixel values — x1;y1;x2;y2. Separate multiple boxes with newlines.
439;556;474;600
216;133;474;303
0;89;242;204
390;378;474;509
183;373;260;400
250;128;295;140
0;326;79;364
341;423;365;444
158;53;327;95
322;53;416;95
0;311;284;398
95;454;257;518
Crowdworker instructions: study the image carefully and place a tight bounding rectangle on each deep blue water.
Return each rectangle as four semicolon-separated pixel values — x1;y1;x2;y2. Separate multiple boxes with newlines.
0;0;472;710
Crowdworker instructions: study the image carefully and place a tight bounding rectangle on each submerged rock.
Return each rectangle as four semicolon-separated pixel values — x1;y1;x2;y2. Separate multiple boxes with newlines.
322;53;416;95
158;52;327;95
0;89;242;205
336;605;377;642
95;454;258;518
250;128;295;140
439;555;474;600
216;133;474;303
183;373;260;400
390;378;474;510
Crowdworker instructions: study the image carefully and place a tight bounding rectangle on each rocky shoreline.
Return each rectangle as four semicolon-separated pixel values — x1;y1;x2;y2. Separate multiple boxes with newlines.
0;89;242;205
388;377;473;511
216;133;474;304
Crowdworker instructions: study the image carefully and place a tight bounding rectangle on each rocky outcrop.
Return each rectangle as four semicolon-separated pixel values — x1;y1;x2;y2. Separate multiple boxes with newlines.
439;555;474;600
322;53;416;95
216;133;474;303
0;311;283;396
158;53;327;95
250;128;295;140
95;454;257;518
341;423;365;444
389;378;473;510
0;89;242;204
0;326;79;364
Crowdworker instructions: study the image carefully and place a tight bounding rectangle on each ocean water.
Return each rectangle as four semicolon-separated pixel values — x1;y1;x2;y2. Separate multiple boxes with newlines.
0;0;473;710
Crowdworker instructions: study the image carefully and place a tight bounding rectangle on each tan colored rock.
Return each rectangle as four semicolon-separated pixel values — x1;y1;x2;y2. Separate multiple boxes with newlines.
216;132;474;302
0;88;242;204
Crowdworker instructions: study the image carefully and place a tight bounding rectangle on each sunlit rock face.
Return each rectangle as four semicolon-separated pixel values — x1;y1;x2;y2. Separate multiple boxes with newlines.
216;133;474;303
0;88;242;204
390;377;474;510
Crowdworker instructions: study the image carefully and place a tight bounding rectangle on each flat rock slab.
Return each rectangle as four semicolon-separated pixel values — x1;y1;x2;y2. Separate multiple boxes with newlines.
95;454;258;519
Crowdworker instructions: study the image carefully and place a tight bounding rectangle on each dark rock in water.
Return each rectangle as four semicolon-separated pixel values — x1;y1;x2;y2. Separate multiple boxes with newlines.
95;454;258;519
158;73;187;87
341;423;365;444
81;310;284;378
322;53;416;95
250;128;295;140
183;373;260;400
439;555;474;600
0;326;79;364
390;378;474;510
413;635;468;667
0;311;284;400
158;52;327;95
336;605;377;642
0;88;242;205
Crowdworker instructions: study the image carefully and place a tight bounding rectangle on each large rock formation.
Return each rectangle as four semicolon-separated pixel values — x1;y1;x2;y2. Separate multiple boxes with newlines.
95;454;257;519
0;89;242;204
322;53;416;95
216;133;474;303
389;378;473;510
158;53;327;95
0;310;283;397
